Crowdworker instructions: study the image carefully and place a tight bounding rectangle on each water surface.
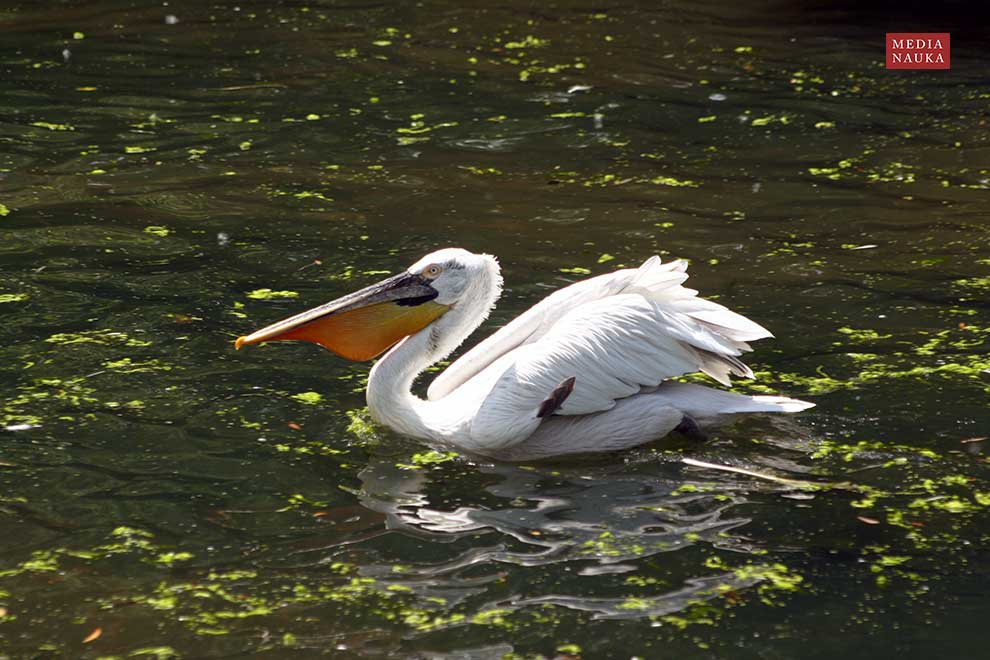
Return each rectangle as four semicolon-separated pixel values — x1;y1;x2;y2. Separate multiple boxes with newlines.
1;1;989;658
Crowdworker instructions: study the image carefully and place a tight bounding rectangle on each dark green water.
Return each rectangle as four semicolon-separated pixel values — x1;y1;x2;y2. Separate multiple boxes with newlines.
2;1;989;657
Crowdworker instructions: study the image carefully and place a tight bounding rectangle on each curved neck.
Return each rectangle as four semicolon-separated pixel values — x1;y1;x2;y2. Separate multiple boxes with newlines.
366;270;501;440
366;330;436;438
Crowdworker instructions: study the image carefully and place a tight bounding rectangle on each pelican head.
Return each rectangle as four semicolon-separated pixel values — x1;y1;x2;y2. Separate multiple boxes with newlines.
235;248;500;361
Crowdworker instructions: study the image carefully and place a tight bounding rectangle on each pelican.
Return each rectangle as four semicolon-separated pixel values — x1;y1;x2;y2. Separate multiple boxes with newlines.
235;248;812;461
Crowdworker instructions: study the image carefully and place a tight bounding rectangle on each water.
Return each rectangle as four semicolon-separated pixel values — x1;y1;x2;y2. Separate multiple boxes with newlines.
1;1;989;657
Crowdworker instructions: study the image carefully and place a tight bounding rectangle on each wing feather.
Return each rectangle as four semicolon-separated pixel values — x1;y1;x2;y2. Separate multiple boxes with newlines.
428;256;695;400
468;293;762;450
426;255;777;451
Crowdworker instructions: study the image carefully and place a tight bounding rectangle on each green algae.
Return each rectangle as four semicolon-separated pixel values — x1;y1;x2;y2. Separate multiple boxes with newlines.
45;330;151;347
153;552;194;566
3;376;99;427
810;440;939;462
835;327;892;343
291;391;323;405
103;358;175;373
577;530;660;560
246;288;300;300
345;407;378;444
30;121;74;131
2;528;472;641
127;647;179;659
504;35;550;49
396;450;459;470
743;322;990;396
750;114;790;127
272;440;344;457
0;6;987;658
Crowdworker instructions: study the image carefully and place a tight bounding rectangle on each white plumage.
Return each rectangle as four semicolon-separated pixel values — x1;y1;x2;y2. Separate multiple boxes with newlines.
238;247;813;460
361;249;812;459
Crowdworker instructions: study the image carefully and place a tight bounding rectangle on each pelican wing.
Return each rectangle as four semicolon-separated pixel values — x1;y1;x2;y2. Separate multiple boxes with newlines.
467;295;753;449
428;256;770;402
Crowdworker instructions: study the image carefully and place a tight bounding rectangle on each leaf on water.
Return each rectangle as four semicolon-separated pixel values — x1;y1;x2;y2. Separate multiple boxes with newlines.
0;203;9;216
857;516;880;525
82;627;102;643
287;421;302;430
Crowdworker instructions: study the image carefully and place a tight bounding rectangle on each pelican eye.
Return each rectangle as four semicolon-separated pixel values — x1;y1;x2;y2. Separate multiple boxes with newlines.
422;264;443;279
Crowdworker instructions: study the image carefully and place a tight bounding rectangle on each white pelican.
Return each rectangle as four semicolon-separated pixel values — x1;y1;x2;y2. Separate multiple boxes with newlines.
235;248;812;460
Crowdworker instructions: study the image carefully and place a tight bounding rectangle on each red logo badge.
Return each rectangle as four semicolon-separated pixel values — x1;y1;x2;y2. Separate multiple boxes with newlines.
886;33;950;69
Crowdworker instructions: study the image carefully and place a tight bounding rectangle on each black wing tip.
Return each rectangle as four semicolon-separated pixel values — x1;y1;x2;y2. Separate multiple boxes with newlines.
537;376;576;418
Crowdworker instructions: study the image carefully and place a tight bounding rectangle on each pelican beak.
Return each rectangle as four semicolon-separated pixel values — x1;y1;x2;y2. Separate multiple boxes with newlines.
234;272;449;361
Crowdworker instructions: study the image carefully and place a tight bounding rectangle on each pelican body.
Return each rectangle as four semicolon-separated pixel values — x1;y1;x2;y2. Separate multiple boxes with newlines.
236;248;812;461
